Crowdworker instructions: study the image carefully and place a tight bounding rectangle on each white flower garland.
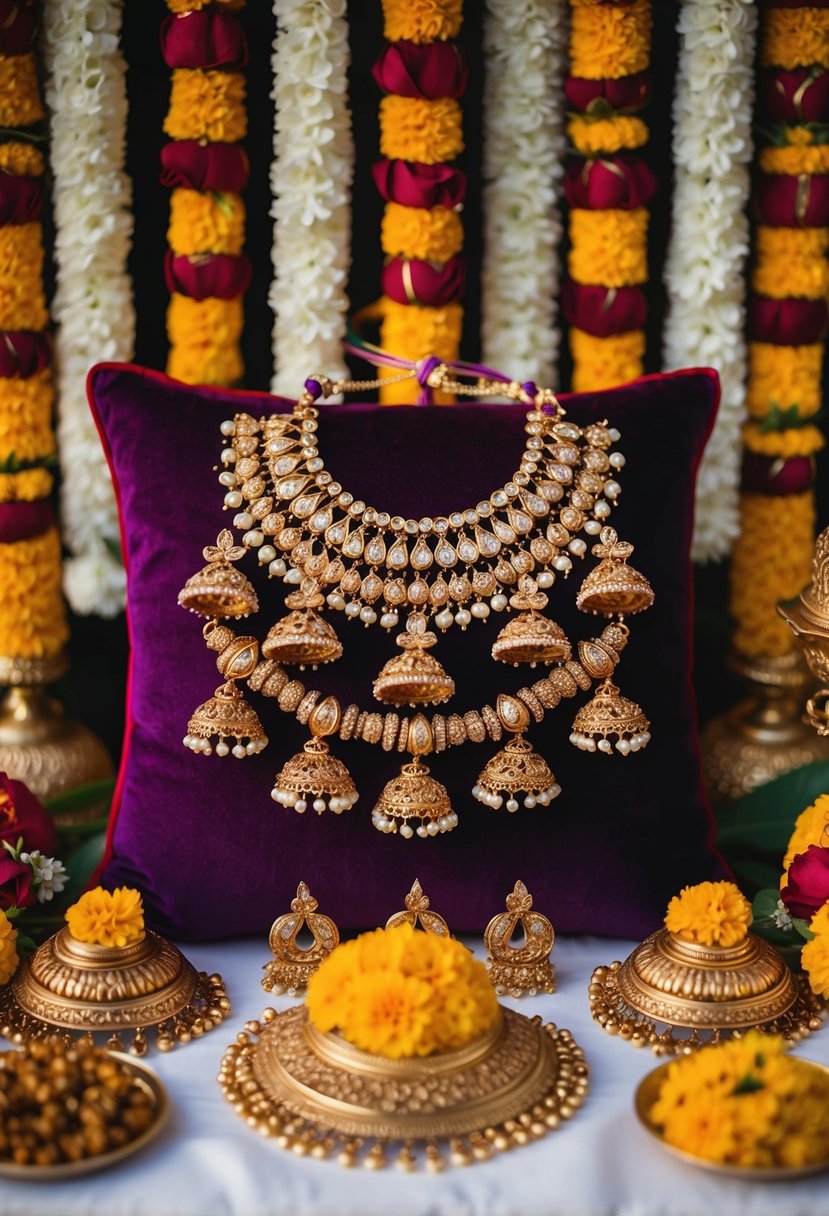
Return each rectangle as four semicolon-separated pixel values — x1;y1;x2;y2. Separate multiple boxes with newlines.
662;0;757;563
42;0;134;616
481;0;568;388
269;0;353;397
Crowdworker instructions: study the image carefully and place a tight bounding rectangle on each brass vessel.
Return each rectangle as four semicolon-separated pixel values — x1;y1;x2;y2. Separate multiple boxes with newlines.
779;524;829;735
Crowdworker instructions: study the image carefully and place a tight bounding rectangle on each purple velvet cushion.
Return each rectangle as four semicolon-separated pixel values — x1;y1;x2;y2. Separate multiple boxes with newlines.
89;362;722;941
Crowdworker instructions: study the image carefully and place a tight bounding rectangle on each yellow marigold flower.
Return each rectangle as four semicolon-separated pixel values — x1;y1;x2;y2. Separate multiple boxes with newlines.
345;971;433;1059
167;294;244;385
753;226;829;300
0;371;54;461
570;0;652;80
760;143;829;175
568;208;648;288
167;343;243;388
0;527;68;660
0;467;53;503
381;202;463;262
802;905;829;999
168;189;245;257
66;886;145;949
0;907;18;985
382;0;462;44
164;70;247;143
379;298;462;404
664;880;752;947
570;328;645;392
742;422;824;459
786;127;815;147
568;115;648;155
379;96;463;165
0;141;44;178
0;54;44;127
747;342;823;420
731;490;815;658
762;8;829;70
783;795;829;874
167;0;243;9
0;224;48;332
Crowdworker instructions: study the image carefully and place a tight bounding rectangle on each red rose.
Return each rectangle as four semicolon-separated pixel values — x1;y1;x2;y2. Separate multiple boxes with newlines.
0;0;36;56
0;330;52;379
164;251;252;301
161;11;248;70
372;159;466;210
382;256;465;306
741;452;815;497
0;773;56;857
372;41;467;100
564;72;650;114
755;173;829;228
0;175;42;225
0;499;55;545
762;68;829;123
781;845;829;921
563;157;657;210
562;280;647;338
0;855;33;911
160;141;250;193
750;296;828;346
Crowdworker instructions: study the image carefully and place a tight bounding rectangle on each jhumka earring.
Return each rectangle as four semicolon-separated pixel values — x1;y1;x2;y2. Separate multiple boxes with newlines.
484;881;556;998
262;881;339;996
472;695;560;812
491;584;571;668
372;714;457;838
271;696;358;814
183;626;268;759
178;529;259;619
386;878;451;936
262;577;343;669
374;613;454;706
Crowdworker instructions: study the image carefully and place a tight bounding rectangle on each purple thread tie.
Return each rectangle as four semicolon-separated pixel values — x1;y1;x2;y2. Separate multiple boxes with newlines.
414;355;444;405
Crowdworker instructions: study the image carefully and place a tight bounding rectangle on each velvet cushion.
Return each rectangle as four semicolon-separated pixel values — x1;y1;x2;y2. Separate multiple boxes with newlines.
89;363;722;941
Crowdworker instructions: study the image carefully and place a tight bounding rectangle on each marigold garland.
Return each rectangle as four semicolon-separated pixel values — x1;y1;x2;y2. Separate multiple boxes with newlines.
0;142;44;177
383;0;462;44
0;468;53;503
0;54;44;126
743;422;823;459
167;0;244;9
0;528;69;660
568;116;649;155
168;189;245;257
167;294;244;385
380;201;464;262
0;371;55;461
760;7;829;70
753;226;829;300
379;299;463;405
802;904;829;999
0;224;48;332
759;144;829;174
746;342;823;418
664;880;752;948
569;329;645;393
568;208;648;287
570;0;651;80
0;908;18;985
65;886;145;949
163;69;247;144
379;96;464;165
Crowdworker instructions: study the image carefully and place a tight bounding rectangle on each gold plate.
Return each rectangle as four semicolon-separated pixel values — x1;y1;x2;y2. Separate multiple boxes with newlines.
635;1059;829;1181
0;1056;169;1181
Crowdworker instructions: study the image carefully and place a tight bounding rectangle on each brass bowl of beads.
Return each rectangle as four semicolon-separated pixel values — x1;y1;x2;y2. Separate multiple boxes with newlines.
0;1038;168;1179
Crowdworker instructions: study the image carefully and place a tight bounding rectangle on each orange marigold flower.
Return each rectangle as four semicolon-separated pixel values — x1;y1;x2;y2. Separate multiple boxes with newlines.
381;201;463;262
664;880;752;948
0;224;48;332
382;0;462;44
570;329;645;392
0;908;18;985
0;370;54;461
753;226;829;300
783;796;829;874
0;54;44;127
762;8;829;70
167;294;244;385
731;491;815;658
0;468;53;503
66;886;145;949
0;141;45;178
747;342;823;419
164;69;247;143
167;188;245;257
568;115;648;155
742;421;824;459
167;0;243;9
167;342;244;387
570;0;651;80
802;908;829;999
568;207;648;288
760;143;829;175
379;96;463;165
0;527;68;660
379;298;462;404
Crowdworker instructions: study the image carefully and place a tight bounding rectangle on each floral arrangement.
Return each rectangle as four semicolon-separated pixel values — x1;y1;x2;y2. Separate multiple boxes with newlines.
561;0;655;392
65;886;145;950
269;0;353;398
0;773;67;971
481;0;567;388
662;0;756;562
649;1031;829;1168
373;0;466;404
664;880;753;948
306;923;499;1060
729;3;829;657
42;0;133;618
161;0;251;385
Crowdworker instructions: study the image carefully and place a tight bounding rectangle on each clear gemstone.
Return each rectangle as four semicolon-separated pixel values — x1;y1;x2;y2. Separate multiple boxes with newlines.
436;540;457;567
475;527;501;557
433;517;449;533
463;509;478;524
350;500;366;515
307;458;323;472
538;481;564;503
507;508;533;534
492;519;517;544
505;483;518;496
326;481;342;496
362;573;383;601
477;502;493;516
343;533;365;558
366;536;387;565
338;492;353;506
268;437;294;454
326;523;347;545
491;491;508;508
411;539;433;569
457;538;479;563
404;519;418;534
309;509;332;533
273;455;299;475
553;422;580;440
522;491;548;517
449;512;463;528
527;437;543;450
513;472;530;485
430;579;450;604
376;512;391;526
292;494;322;518
408;579;429;603
316;472;332;485
277;476;309;499
419;517;433;532
388;540;408;568
390;516;404;530
363;508;377;524
551;464;573;484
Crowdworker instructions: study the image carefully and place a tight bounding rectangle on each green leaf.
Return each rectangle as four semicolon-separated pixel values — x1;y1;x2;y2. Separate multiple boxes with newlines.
44;778;115;819
211;191;234;218
734;1073;764;1096
793;918;814;942
14;931;36;955
758;403;822;433
57;832;107;907
103;535;124;565
716;760;829;849
753;888;783;921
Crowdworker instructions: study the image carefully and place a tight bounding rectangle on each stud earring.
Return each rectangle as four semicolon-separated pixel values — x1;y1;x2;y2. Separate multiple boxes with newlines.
262;881;339;996
484;881;556;997
472;695;560;812
271;696;359;814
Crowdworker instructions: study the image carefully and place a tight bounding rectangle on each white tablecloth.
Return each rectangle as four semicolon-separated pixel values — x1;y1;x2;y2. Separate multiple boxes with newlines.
1;935;828;1216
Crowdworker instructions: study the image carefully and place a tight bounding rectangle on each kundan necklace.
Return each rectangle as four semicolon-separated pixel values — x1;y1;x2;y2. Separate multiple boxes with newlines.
178;357;654;840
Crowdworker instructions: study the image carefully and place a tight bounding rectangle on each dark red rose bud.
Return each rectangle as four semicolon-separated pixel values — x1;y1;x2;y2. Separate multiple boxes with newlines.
563;157;657;210
0;499;53;544
372;159;467;209
781;844;829;921
564;71;650;115
562;279;647;338
0;0;36;55
755;173;829;227
762;67;829;123
750;295;828;345
381;256;465;307
768;0;829;7
0;175;41;225
0;772;57;855
160;141;250;192
741;451;815;496
164;251;252;301
161;11;248;70
0;330;51;378
372;40;468;100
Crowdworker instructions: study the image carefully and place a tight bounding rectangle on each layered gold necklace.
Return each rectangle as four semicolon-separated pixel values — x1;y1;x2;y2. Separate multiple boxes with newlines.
178;364;654;840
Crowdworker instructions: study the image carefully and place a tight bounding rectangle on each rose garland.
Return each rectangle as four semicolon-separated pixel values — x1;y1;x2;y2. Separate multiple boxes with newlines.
161;1;250;385
561;0;655;392
42;0;133;618
481;0;568;387
0;5;68;672
662;0;757;564
269;0;353;397
730;2;829;659
374;0;467;405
